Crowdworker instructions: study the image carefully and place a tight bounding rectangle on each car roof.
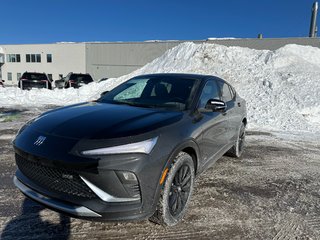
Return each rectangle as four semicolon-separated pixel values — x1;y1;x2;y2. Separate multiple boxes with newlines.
23;72;46;74
134;73;221;82
69;73;91;76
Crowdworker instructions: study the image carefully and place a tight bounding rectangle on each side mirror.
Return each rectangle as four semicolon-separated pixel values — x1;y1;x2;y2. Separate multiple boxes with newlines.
205;99;226;111
100;90;109;97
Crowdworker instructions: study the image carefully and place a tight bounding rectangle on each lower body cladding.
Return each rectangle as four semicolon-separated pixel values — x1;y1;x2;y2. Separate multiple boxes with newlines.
13;149;168;221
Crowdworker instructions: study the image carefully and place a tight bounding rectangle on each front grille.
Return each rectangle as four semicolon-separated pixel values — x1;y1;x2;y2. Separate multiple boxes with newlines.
15;154;97;199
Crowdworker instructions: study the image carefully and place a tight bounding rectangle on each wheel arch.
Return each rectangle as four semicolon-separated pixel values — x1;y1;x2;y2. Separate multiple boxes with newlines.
166;139;200;176
181;147;198;175
149;139;200;224
150;139;200;216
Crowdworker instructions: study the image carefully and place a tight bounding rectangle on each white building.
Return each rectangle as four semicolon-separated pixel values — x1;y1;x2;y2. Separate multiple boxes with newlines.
0;38;318;85
0;43;86;84
0;42;180;85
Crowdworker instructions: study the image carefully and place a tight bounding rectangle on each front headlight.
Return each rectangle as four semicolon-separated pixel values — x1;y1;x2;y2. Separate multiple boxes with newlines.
81;137;158;156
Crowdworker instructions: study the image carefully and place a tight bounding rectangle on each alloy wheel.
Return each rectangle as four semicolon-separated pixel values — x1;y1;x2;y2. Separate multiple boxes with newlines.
168;164;192;217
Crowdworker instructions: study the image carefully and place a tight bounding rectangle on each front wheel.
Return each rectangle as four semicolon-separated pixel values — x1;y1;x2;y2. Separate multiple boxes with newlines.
149;152;195;226
227;122;246;158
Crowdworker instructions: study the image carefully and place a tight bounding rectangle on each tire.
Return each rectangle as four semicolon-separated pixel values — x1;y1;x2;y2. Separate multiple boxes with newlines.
227;122;246;158
149;152;195;226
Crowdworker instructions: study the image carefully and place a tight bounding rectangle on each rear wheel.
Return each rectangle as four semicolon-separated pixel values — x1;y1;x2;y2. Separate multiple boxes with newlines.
149;152;195;226
227;122;246;158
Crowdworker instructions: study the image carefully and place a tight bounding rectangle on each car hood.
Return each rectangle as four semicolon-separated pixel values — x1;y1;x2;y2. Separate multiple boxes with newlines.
28;102;183;139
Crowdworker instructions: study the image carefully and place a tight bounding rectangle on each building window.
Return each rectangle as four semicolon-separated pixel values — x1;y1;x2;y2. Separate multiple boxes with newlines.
48;74;53;80
47;54;52;63
6;54;21;63
8;72;12;81
26;54;41;63
17;73;22;80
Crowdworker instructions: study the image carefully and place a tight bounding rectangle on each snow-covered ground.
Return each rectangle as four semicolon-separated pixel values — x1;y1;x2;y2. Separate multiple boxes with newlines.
1;42;320;134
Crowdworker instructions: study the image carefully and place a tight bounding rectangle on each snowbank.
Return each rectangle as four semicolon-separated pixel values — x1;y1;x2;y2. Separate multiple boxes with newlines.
1;42;320;133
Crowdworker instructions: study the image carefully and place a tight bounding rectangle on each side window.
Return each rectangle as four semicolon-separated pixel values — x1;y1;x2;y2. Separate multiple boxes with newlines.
198;80;220;108
218;81;233;102
7;72;12;81
150;81;172;97
47;54;52;63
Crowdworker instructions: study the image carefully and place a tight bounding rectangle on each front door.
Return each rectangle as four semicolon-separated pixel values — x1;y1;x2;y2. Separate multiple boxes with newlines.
196;80;229;167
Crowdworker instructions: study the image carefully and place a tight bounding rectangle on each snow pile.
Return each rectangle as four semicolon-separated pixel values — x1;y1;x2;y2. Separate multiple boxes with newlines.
1;42;320;133
0;84;104;107
107;43;320;132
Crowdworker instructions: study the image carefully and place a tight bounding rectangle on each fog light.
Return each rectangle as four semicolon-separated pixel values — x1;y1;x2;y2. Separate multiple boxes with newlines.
116;171;141;198
122;172;137;181
116;171;138;183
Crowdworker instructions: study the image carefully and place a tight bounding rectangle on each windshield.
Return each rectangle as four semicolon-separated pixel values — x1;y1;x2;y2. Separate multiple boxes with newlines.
22;73;48;81
98;76;199;111
70;74;93;84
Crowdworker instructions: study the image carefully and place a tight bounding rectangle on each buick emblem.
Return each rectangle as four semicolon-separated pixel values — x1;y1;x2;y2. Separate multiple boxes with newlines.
34;136;46;146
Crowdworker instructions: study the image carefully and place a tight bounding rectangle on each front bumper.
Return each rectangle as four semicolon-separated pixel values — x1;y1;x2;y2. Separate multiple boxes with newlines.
13;146;169;221
14;176;101;218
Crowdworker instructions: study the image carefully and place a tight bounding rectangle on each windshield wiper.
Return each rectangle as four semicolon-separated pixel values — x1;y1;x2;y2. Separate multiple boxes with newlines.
109;100;179;110
112;101;151;108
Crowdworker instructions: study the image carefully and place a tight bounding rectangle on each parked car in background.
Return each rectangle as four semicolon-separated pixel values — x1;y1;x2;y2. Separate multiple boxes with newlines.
18;72;52;90
55;72;94;89
0;79;4;87
13;73;247;226
54;77;66;89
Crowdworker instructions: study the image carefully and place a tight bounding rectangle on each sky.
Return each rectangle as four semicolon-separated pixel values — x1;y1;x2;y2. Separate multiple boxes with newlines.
0;0;318;44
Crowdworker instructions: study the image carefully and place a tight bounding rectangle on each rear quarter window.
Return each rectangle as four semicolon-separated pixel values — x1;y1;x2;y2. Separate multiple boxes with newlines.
217;80;233;102
228;85;236;99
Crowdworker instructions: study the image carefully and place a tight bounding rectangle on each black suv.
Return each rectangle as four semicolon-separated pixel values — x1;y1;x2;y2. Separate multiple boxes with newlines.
55;73;94;89
13;73;246;226
18;72;52;90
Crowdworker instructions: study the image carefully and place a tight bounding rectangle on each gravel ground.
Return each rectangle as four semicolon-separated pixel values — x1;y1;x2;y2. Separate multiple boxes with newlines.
0;109;320;240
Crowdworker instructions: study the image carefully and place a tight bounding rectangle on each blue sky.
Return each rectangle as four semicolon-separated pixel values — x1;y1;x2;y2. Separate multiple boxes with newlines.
1;0;317;44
